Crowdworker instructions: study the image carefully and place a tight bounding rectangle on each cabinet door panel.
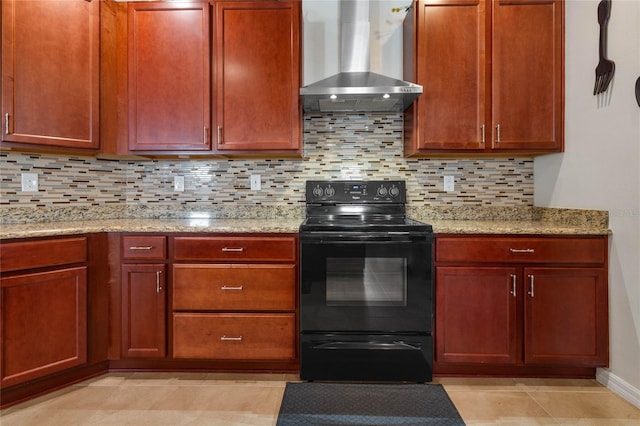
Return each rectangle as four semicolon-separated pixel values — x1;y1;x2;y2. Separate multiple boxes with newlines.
214;1;300;152
1;0;99;149
0;267;87;388
524;267;608;366
173;313;295;360
417;0;487;150
492;0;563;150
121;264;166;358
436;266;518;364
173;264;296;311
128;2;210;151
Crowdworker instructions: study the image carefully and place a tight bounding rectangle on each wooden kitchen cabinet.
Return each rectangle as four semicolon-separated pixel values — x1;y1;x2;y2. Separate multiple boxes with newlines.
120;236;167;358
404;0;563;156
212;0;302;154
1;0;100;151
0;237;88;389
434;235;608;376
171;234;298;365
127;2;210;152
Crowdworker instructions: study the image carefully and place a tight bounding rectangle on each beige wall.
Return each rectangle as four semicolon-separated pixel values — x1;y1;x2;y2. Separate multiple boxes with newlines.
535;0;640;406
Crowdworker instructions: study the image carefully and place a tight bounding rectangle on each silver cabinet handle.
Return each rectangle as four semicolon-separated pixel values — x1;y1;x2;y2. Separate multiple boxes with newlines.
510;274;517;297
156;271;163;293
495;124;501;143
480;124;485;144
527;275;535;297
129;246;153;250
510;248;535;253
221;247;244;252
221;285;243;291
203;127;208;145
217;126;223;145
220;335;242;341
4;113;9;135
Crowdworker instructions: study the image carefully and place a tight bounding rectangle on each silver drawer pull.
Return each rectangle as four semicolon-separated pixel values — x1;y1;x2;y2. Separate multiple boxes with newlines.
221;247;244;252
221;285;243;291
129;246;153;250
220;335;243;341
510;248;535;253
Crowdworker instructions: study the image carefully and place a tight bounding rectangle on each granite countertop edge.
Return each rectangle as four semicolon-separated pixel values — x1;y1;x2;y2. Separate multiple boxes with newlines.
0;217;611;240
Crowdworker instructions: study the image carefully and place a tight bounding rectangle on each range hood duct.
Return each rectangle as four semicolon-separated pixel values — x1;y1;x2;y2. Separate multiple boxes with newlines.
300;0;422;113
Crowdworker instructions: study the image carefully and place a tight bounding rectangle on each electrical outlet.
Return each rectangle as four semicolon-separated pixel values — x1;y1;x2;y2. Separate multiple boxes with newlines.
21;173;39;192
174;176;185;192
250;174;261;191
443;175;455;192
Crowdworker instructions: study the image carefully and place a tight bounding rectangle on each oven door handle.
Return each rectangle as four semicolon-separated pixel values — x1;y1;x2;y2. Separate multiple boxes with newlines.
301;232;429;243
312;341;422;351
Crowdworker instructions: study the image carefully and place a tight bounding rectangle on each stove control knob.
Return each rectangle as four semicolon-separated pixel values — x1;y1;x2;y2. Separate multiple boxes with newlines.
324;185;335;198
376;185;388;197
389;185;400;197
312;185;324;198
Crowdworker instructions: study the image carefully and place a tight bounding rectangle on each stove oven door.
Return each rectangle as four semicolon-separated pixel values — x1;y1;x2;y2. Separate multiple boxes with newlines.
299;231;433;334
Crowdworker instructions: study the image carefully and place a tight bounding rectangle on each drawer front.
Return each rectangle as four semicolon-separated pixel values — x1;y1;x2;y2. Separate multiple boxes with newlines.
436;236;607;264
0;237;87;272
173;236;296;262
122;235;167;260
173;264;295;311
172;313;295;360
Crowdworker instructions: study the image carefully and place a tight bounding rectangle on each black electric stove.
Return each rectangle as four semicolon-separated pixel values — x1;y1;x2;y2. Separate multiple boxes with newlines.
299;180;434;382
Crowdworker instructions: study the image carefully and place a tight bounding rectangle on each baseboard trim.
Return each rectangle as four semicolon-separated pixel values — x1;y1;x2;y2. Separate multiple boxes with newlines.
596;368;640;408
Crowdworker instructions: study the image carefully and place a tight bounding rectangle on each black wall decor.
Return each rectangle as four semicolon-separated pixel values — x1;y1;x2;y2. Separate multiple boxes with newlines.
594;0;615;95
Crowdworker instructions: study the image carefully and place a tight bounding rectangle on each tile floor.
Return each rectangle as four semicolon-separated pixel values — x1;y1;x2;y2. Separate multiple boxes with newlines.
1;373;639;425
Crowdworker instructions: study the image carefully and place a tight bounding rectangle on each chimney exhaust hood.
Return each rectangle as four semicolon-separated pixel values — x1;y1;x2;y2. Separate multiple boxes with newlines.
300;0;422;113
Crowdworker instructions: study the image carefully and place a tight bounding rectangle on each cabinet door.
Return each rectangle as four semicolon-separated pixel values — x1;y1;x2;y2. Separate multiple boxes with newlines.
213;0;301;152
524;267;608;366
1;0;99;150
128;2;210;152
415;0;488;151
121;264;166;358
0;267;87;388
491;0;563;151
436;266;519;364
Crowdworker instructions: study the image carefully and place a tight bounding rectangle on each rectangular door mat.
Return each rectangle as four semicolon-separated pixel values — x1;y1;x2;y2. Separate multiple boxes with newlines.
277;382;465;425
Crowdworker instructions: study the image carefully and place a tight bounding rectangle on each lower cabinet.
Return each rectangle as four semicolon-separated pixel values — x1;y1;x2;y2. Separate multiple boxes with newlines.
434;235;609;375
173;313;295;360
171;235;298;366
121;264;166;358
115;233;299;370
0;237;88;390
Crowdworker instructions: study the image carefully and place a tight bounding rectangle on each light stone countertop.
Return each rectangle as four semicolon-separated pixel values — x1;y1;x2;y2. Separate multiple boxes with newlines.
0;216;610;240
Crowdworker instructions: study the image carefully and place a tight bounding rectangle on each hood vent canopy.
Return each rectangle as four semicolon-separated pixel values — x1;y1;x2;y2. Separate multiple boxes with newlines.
300;0;422;113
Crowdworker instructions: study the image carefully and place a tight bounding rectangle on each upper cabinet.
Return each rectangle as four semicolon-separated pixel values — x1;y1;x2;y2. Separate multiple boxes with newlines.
127;2;211;152
212;0;302;154
103;0;302;156
1;0;100;151
404;0;564;156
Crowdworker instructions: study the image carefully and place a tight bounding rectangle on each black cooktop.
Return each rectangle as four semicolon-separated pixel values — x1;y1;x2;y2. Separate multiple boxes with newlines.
300;180;432;233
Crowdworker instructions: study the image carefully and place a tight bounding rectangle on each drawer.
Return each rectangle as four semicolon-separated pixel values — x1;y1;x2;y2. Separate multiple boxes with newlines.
0;237;87;272
173;236;296;262
172;313;295;360
122;235;166;260
173;264;295;311
436;236;607;264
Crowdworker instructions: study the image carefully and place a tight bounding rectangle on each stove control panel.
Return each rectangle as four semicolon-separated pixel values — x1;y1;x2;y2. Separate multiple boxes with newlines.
306;180;406;203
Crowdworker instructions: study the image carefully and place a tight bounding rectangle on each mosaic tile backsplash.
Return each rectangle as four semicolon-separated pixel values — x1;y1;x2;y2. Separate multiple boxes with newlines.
1;113;533;221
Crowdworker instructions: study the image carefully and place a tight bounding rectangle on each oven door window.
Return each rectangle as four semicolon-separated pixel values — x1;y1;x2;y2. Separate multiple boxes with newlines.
300;237;432;333
326;257;407;307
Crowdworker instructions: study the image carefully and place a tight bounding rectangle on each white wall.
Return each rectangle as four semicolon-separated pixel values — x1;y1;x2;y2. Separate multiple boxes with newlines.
535;0;640;406
302;0;409;85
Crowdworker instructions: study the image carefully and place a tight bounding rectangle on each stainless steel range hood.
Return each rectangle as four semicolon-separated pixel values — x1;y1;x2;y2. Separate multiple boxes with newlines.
300;0;422;113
